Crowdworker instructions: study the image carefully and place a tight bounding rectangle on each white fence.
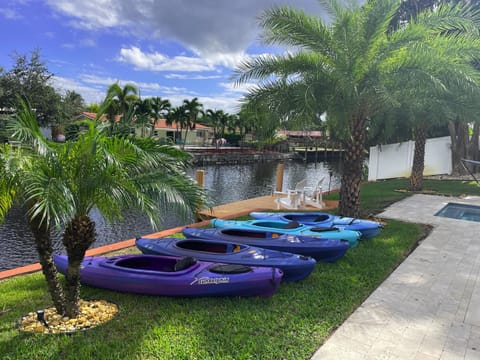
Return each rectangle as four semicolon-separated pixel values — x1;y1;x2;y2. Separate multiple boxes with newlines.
368;136;452;181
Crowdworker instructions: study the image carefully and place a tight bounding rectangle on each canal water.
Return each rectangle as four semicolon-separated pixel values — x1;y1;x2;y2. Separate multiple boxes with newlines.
0;159;342;271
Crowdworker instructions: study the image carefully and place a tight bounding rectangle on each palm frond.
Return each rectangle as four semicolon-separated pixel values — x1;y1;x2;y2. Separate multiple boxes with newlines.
260;6;333;55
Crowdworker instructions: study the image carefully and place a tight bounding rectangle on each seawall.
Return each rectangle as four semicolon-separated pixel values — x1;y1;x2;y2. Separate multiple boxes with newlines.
190;149;297;165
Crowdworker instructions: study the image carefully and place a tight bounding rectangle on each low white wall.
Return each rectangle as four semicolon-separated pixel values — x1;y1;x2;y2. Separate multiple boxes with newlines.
368;136;452;181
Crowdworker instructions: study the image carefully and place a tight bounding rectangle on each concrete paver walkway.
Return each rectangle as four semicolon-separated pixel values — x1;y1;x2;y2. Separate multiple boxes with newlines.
312;194;480;360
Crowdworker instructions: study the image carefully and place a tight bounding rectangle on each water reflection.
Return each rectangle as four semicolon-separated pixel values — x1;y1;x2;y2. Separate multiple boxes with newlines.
0;159;341;271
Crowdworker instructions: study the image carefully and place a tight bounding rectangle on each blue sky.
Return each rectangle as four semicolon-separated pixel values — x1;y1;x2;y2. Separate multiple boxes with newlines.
0;0;334;113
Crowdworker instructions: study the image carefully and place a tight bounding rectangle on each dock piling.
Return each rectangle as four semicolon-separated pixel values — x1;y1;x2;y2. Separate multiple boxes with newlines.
195;170;205;188
276;164;284;192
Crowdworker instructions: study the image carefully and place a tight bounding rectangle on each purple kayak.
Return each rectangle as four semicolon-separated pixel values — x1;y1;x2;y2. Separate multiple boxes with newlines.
181;227;349;263
135;237;316;282
53;254;283;298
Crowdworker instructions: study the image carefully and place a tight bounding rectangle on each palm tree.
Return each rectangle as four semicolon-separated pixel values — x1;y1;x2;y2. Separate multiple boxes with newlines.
106;82;139;115
150;97;171;137
134;97;153;137
181;98;203;149
203;109;225;141
234;0;480;217
166;105;186;145
1;101;70;314
104;82;139;134
1;99;208;318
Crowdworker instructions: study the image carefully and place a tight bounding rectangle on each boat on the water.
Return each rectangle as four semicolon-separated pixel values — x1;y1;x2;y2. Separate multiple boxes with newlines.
181;227;350;262
135;237;316;282
210;218;360;248
53;254;283;298
249;212;383;239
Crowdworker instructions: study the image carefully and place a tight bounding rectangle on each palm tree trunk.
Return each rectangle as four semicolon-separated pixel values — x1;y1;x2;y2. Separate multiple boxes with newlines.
62;215;96;318
409;125;426;191
448;119;469;176
183;128;188;149
28;213;65;314
468;123;480;161
338;116;366;218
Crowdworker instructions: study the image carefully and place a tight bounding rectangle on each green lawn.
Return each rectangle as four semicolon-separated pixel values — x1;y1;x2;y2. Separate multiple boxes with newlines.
1;178;479;360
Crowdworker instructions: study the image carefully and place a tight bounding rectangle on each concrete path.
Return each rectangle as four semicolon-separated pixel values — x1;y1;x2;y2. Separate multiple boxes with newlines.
312;194;480;360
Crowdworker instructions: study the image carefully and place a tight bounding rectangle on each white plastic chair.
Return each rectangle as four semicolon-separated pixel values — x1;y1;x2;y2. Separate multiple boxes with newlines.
303;177;325;208
274;179;307;209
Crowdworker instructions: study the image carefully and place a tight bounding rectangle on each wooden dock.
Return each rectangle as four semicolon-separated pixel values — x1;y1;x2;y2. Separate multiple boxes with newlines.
197;195;339;220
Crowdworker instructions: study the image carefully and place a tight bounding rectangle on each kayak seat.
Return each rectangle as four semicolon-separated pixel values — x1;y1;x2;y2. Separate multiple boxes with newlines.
210;264;252;274
174;256;197;271
284;221;300;229
314;215;329;222
311;226;338;232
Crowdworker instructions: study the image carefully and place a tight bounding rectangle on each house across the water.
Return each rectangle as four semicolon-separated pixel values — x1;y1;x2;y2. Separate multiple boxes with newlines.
79;112;214;146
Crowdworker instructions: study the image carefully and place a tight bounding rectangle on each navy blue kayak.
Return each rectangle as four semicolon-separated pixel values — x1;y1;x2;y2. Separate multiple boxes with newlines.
181;227;349;263
210;218;360;248
249;212;383;239
136;237;316;282
53;254;282;298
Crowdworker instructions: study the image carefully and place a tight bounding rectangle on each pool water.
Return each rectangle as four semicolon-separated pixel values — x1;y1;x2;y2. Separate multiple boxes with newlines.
435;203;480;222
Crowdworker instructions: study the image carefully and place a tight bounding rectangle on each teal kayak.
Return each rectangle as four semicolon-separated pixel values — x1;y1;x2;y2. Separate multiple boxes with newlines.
210;218;361;248
249;211;383;239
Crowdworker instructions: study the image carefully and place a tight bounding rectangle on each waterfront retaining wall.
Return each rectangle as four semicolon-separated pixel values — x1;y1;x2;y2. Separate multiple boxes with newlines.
191;151;297;165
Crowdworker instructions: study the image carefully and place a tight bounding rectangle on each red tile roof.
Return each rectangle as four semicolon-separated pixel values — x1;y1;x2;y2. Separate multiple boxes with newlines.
80;112;212;130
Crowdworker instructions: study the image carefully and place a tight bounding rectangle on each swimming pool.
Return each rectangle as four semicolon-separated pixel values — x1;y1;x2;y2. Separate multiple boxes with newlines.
435;203;480;223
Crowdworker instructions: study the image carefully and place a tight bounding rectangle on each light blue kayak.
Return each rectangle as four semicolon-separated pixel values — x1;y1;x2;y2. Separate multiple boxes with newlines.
210;218;361;248
249;211;383;239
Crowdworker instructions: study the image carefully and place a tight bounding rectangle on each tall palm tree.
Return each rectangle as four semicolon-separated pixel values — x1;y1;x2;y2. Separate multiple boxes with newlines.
234;0;480;217
150;97;171;137
1;99;208;318
134;97;153;137
104;82;139;134
181;98;203;149
166;105;186;145
106;82;139;115
203;109;225;141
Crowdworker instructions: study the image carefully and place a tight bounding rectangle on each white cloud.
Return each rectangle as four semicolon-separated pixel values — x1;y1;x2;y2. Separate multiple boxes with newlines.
48;0;121;28
165;74;223;80
79;74;189;96
54;73;246;114
53;76;105;104
79;38;96;47
220;81;257;95
118;46;220;72
46;0;330;60
0;7;21;19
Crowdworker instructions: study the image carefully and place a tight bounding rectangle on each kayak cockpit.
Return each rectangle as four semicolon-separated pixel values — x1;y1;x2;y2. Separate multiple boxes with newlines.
106;255;198;272
175;240;245;254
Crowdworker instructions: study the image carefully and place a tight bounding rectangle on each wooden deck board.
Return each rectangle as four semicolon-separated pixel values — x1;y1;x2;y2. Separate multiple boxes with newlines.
197;195;339;220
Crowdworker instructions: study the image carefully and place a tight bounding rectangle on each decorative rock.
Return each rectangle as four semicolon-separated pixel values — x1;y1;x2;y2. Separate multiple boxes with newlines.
19;299;119;334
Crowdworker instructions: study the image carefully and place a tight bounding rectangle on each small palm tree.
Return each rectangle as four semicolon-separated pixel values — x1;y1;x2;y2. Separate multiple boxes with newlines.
1;99;208;318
